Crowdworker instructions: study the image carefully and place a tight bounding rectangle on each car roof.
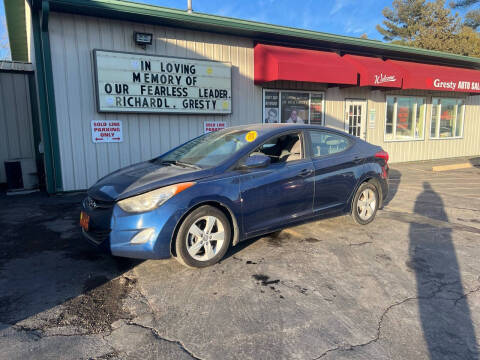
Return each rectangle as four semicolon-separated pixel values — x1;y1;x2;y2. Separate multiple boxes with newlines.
223;123;357;140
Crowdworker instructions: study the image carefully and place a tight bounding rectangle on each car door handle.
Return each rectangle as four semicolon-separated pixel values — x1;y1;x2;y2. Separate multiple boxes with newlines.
297;168;314;178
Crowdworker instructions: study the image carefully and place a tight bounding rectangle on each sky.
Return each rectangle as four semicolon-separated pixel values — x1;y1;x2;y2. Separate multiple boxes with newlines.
131;0;392;39
0;0;473;60
0;0;394;59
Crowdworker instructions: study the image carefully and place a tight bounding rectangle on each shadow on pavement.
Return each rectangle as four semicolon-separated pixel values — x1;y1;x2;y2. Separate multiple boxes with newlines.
0;192;142;331
383;168;401;207
408;182;479;359
468;157;480;168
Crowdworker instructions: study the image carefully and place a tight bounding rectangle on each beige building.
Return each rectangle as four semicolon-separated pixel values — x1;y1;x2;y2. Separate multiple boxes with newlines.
4;0;480;193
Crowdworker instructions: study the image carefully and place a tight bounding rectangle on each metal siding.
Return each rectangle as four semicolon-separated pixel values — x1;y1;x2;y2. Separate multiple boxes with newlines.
48;12;480;190
0;71;36;183
49;12;258;190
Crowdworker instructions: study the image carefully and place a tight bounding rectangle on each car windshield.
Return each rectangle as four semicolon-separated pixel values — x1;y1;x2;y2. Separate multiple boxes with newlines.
153;129;253;169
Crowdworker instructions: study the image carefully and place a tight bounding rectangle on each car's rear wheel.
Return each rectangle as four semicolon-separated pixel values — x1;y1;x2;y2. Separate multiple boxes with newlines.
175;205;231;268
351;182;379;225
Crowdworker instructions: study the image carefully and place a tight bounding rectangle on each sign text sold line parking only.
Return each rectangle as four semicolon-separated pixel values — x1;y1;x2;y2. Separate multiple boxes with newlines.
91;120;123;143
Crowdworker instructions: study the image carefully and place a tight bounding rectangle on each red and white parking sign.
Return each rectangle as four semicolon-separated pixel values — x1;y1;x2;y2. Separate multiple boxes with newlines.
91;120;123;143
204;121;226;134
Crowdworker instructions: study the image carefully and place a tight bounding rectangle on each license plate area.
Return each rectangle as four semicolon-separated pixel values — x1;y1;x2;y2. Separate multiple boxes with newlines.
80;211;90;232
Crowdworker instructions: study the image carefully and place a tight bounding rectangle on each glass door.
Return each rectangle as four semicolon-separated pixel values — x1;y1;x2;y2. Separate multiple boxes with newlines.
345;99;367;140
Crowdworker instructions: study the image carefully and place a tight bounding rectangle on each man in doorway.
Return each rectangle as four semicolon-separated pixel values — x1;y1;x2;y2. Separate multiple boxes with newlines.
286;110;304;124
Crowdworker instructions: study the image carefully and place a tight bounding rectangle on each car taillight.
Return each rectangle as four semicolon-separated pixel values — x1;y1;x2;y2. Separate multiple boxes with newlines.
375;150;389;163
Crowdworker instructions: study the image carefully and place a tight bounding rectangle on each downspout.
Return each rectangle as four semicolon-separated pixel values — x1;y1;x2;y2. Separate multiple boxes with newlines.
31;0;63;193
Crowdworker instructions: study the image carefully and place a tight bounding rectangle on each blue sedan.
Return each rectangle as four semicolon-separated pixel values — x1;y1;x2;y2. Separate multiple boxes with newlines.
80;124;389;267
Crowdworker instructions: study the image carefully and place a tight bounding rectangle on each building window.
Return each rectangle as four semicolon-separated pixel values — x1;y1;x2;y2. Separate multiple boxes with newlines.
430;98;465;139
385;96;426;141
263;90;324;125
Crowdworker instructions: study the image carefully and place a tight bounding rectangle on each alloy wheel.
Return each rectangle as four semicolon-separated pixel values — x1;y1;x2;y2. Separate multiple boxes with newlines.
357;188;376;221
186;216;225;261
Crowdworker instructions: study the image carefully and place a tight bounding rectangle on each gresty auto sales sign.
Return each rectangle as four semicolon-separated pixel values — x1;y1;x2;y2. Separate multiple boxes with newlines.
94;50;232;114
431;78;480;92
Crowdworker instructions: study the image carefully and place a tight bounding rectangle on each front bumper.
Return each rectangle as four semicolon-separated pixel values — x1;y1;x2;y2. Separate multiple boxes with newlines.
81;196;186;260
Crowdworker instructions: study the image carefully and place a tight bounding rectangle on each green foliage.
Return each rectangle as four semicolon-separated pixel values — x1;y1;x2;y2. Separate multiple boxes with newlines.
450;0;480;29
377;0;480;57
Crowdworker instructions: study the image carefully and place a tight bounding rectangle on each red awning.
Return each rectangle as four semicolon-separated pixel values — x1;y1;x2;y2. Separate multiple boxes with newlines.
388;59;480;93
343;54;403;88
254;44;357;85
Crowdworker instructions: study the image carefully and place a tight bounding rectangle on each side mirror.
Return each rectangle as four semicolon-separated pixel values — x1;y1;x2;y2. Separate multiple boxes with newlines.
241;154;271;169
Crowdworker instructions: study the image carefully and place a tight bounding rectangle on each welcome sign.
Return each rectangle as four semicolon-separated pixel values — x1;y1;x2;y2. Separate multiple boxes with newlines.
94;50;232;114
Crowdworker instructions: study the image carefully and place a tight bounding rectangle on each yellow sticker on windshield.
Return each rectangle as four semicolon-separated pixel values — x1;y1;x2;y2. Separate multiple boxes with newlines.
245;131;258;142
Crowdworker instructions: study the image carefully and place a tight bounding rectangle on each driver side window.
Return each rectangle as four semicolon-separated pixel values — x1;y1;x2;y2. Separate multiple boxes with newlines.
252;133;303;163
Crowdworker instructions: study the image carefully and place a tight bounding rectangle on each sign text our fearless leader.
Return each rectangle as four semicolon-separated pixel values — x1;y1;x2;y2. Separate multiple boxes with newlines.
94;50;232;114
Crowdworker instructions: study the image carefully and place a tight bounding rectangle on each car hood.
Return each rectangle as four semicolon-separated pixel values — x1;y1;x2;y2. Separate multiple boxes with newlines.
88;161;212;202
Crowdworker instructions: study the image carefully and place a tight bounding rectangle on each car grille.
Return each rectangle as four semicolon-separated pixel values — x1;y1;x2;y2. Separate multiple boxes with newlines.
83;228;111;245
82;195;114;247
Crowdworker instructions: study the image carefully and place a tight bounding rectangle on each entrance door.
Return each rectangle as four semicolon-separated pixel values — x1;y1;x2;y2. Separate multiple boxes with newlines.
345;99;367;140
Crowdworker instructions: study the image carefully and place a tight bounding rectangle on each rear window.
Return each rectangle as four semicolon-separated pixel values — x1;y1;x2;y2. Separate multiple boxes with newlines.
309;131;351;157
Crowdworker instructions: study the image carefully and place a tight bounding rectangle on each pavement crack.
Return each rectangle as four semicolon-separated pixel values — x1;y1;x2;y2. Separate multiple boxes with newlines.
313;296;416;359
313;277;476;359
125;321;204;360
348;241;372;247
125;269;204;359
454;285;480;306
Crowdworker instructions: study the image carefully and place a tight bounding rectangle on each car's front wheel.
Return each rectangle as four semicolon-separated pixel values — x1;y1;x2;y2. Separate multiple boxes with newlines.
175;205;231;268
351;182;379;225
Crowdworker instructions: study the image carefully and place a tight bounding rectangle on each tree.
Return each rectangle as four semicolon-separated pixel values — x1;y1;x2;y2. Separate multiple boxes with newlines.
450;0;480;30
0;16;10;60
376;0;427;43
377;0;480;57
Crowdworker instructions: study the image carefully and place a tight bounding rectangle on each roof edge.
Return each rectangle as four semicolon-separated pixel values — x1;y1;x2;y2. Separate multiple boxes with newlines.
4;0;28;61
42;0;480;69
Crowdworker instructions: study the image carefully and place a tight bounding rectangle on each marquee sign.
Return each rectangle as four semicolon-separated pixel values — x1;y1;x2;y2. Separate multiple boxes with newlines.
93;50;232;114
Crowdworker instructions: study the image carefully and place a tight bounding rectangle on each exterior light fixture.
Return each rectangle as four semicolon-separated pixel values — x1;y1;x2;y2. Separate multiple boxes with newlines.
134;32;153;48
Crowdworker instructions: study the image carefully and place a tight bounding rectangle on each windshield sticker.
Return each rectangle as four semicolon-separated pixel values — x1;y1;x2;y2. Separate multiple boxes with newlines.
245;131;258;142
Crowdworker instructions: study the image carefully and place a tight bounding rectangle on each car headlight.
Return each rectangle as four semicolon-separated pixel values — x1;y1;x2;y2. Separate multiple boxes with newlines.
117;182;195;213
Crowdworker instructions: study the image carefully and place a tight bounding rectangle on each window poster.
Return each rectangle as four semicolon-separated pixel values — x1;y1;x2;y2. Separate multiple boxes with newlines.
397;106;410;131
264;91;279;123
310;93;324;125
262;90;325;125
281;92;309;124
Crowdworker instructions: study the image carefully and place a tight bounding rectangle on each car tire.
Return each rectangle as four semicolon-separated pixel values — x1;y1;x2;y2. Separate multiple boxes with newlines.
175;205;232;268
351;182;379;225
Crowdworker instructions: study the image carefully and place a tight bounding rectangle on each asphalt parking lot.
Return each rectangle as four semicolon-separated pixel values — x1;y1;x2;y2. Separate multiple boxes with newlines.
1;157;479;360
